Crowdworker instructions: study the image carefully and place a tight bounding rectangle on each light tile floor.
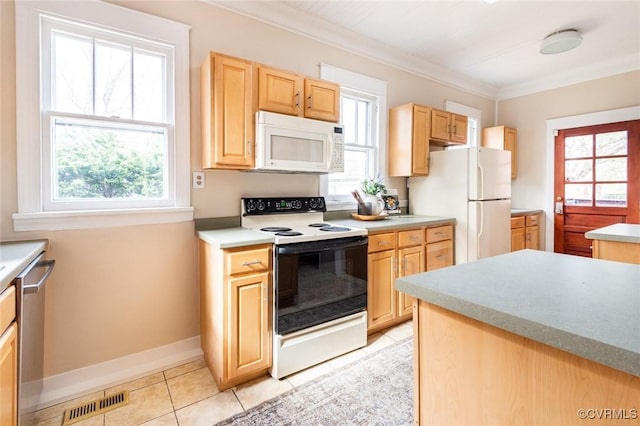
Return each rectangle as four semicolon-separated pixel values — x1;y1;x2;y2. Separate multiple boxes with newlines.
33;321;413;426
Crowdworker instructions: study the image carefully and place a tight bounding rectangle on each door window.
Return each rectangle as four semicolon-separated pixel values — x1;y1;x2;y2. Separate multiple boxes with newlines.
564;130;628;207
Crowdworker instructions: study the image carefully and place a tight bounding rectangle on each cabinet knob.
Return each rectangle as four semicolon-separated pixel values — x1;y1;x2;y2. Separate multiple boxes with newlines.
307;95;312;109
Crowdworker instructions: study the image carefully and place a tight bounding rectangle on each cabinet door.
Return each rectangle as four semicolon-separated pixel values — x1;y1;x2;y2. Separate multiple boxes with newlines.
526;226;539;250
451;114;468;143
504;127;517;179
0;323;18;426
412;105;430;175
511;227;526;251
258;67;302;116
228;272;271;380
304;79;340;122
398;245;424;316
202;53;255;169
430;109;451;141
367;250;396;329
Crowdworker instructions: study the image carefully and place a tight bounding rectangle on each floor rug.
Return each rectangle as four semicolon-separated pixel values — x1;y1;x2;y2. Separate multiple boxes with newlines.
217;338;413;426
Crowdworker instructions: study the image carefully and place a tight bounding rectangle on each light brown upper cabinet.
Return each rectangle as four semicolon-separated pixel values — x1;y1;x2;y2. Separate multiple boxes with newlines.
304;78;340;122
258;66;302;116
482;125;517;179
258;67;340;122
389;103;430;176
201;52;256;170
430;108;468;144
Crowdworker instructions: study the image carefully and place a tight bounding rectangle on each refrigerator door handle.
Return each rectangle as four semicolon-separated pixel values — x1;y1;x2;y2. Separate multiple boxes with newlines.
477;163;484;200
477;203;484;260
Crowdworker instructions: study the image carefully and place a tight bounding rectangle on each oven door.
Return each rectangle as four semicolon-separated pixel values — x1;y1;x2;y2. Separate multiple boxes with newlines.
275;236;367;335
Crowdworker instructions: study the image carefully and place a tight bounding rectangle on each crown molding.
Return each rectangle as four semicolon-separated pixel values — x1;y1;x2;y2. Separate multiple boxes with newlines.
208;1;639;102
497;53;640;100
209;1;499;100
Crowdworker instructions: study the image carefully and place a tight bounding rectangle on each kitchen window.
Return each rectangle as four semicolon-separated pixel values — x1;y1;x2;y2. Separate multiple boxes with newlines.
328;90;378;197
14;0;192;231
319;65;387;206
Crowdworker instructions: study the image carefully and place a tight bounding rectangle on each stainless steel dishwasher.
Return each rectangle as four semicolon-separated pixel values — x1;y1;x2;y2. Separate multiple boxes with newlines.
16;252;55;426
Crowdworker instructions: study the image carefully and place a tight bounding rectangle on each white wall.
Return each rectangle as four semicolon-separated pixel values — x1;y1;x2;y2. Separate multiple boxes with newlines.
0;0;495;387
497;71;640;249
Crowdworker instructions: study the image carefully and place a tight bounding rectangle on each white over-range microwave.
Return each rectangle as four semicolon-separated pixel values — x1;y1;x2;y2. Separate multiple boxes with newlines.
254;111;344;174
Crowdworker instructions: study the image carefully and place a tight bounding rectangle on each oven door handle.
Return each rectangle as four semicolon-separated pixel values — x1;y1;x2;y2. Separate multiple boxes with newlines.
276;236;368;255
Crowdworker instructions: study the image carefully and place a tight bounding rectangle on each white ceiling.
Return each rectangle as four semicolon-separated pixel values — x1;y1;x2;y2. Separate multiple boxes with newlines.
211;0;640;100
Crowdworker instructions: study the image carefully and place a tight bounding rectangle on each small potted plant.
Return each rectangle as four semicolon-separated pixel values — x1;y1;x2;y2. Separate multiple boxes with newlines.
352;177;387;216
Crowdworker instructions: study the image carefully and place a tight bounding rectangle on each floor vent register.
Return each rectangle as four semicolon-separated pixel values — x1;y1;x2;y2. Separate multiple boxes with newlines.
62;390;129;425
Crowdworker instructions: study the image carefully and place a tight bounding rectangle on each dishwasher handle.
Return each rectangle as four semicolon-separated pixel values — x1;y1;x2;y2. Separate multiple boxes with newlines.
19;257;56;294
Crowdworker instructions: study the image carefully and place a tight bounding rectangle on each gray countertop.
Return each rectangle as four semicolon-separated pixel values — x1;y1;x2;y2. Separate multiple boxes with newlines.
197;228;274;249
197;215;456;247
0;240;49;292
511;208;544;217
395;249;640;377
330;215;455;232
585;223;640;244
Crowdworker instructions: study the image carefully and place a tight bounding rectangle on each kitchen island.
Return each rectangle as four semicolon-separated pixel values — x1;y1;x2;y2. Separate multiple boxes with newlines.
585;223;640;264
396;249;640;425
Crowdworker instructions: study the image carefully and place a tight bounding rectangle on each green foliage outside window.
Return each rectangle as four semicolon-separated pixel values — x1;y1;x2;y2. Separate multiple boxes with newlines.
55;129;165;199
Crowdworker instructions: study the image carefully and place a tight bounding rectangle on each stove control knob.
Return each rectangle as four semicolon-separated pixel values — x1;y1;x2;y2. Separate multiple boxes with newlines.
293;200;302;209
246;200;256;212
317;198;325;209
257;200;266;211
309;199;317;209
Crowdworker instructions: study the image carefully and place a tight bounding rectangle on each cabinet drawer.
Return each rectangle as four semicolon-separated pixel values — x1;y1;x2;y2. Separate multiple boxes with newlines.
425;225;453;243
368;233;396;253
426;240;453;270
398;229;424;248
511;217;525;229
525;215;539;227
225;246;271;276
0;285;16;334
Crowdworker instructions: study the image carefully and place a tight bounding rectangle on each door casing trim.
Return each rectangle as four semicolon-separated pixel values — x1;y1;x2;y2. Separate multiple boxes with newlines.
545;106;640;251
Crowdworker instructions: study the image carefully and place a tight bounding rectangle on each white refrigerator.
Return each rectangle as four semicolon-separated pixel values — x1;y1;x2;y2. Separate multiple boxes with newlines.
409;146;511;264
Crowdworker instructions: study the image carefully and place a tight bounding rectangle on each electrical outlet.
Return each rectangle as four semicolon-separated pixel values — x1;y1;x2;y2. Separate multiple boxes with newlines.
192;171;205;189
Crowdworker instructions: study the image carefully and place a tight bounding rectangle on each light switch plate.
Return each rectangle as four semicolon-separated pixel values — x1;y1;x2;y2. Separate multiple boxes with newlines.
192;172;205;189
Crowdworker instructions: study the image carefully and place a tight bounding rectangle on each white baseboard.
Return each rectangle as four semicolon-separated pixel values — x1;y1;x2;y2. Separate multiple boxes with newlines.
38;336;203;410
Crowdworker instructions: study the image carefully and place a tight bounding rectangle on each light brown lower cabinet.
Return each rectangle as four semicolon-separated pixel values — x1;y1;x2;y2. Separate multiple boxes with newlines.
199;242;272;390
0;282;18;426
413;301;640;425
511;214;540;251
591;240;640;264
367;224;453;334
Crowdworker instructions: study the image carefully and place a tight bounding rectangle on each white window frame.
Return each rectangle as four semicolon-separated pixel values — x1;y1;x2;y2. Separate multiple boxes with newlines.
14;0;192;231
319;64;388;210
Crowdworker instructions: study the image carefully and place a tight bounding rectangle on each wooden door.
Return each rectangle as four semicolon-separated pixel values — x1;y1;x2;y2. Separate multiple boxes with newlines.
397;245;424;316
554;120;639;256
303;78;340;122
228;272;271;380
511;227;525;251
0;323;18;426
504;127;517;179
367;250;396;329
430;109;451;141
210;54;254;169
412;105;430;175
525;215;540;250
258;67;301;116
450;113;468;143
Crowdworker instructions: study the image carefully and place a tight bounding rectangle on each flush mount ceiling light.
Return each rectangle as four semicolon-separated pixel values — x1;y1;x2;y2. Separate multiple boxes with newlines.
540;29;582;55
